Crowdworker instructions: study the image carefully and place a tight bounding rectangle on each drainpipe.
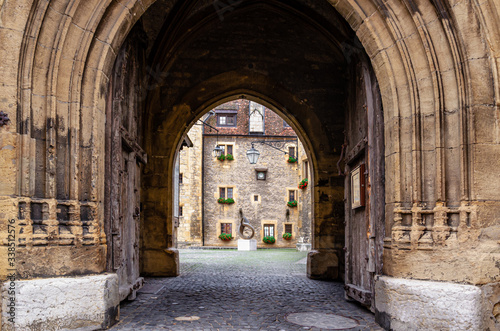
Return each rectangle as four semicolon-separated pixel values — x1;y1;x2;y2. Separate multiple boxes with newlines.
201;130;205;246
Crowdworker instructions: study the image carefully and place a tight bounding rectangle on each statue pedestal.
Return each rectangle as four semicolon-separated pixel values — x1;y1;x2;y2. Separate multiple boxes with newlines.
296;243;311;252
238;239;257;251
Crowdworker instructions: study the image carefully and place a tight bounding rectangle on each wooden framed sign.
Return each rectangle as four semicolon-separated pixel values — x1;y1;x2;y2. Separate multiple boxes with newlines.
351;164;366;209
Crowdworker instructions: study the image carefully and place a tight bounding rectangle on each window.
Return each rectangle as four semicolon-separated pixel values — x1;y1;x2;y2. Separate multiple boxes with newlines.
254;195;259;201
285;224;292;234
264;224;275;237
217;144;234;156
288;190;296;202
249;101;264;133
217;114;237;127
179;206;183;216
303;160;309;179
179;173;183;184
221;223;232;234
288;146;296;158
219;187;234;199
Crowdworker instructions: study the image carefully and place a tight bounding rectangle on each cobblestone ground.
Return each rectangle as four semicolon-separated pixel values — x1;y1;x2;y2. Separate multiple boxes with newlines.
110;249;383;331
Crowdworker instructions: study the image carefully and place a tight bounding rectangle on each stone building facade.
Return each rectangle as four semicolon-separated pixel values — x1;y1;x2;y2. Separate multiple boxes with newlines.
0;0;499;330
178;100;311;248
177;123;203;248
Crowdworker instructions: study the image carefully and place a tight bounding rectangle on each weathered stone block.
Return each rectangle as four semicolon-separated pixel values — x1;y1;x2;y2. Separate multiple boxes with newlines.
1;273;119;331
307;249;338;280
481;282;500;331
17;245;106;279
142;248;179;277
0;133;18;196
473;144;500;201
375;276;484;330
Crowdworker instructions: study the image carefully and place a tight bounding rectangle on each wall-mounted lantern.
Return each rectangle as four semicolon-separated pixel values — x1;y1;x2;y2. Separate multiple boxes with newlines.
245;138;298;164
213;145;225;158
246;144;260;164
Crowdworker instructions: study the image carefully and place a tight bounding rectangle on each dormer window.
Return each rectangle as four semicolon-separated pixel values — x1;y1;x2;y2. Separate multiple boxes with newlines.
249;101;264;133
216;109;237;127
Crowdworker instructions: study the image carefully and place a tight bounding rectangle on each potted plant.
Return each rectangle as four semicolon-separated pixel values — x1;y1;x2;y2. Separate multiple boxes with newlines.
218;198;235;204
283;232;292;240
263;236;275;244
287;200;297;207
287;156;297;163
219;233;233;241
226;154;234;161
298;178;308;189
217;154;226;161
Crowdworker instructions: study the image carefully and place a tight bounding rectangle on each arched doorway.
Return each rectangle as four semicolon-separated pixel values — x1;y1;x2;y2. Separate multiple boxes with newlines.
5;0;499;329
105;0;385;311
174;98;314;251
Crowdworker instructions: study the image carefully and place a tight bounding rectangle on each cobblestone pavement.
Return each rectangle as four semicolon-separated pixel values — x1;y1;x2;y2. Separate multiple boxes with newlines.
110;249;383;331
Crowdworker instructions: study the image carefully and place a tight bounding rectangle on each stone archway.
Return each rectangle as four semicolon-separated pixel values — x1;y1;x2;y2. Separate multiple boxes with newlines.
132;1;387;312
1;0;499;330
172;95;316;248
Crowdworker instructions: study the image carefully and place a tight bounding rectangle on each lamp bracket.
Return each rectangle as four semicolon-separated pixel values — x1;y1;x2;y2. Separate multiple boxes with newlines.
251;138;298;155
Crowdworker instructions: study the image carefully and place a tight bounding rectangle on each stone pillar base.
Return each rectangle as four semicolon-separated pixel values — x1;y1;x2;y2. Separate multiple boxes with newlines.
307;250;338;280
1;274;119;331
142;248;179;276
238;239;257;251
375;276;492;330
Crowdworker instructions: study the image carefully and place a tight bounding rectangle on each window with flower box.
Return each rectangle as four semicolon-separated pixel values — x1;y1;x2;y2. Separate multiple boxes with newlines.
264;224;275;237
219;187;233;199
216;144;234;161
221;223;232;234
218;187;235;204
287;189;298;207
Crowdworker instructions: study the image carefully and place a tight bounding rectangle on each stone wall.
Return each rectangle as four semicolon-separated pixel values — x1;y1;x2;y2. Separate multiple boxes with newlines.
0;0;499;329
177;123;203;248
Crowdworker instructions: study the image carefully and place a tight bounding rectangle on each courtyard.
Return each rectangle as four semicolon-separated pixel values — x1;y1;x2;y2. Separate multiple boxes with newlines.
110;249;382;330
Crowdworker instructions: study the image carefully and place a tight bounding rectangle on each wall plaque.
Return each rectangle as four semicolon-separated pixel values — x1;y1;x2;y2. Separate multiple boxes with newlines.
351;164;365;209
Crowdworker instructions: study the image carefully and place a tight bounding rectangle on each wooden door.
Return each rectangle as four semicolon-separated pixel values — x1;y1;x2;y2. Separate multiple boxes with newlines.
344;57;384;310
114;137;145;301
105;25;148;301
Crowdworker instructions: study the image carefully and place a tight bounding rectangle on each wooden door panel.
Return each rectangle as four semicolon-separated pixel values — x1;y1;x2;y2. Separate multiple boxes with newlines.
344;58;384;310
345;158;372;306
106;27;147;301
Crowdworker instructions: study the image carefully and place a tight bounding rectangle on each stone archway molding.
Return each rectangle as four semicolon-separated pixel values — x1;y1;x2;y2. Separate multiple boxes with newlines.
0;0;499;330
